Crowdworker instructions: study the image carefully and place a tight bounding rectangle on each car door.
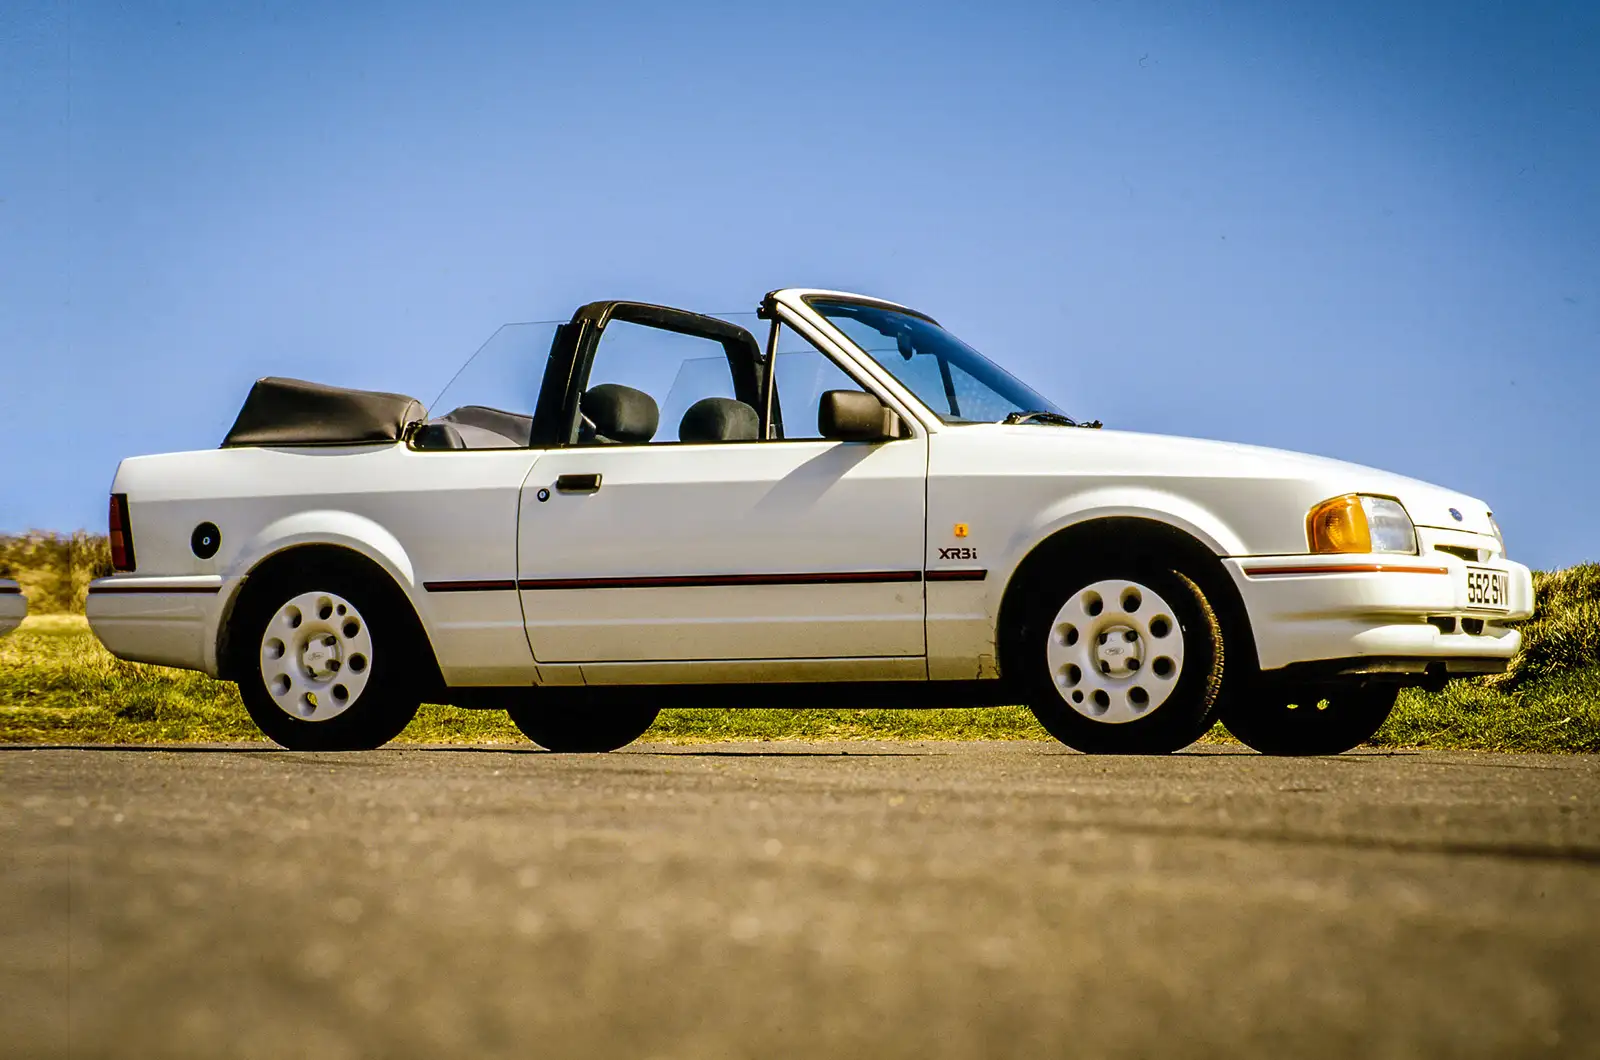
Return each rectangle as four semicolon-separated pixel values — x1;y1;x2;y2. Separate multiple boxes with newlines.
517;302;928;668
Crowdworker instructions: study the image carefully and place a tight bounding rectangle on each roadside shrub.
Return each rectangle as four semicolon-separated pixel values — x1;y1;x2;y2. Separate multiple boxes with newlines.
1491;563;1600;691
72;531;113;604
0;531;111;613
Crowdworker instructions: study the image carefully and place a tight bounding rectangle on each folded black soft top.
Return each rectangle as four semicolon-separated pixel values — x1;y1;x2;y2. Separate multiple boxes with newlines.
222;377;426;448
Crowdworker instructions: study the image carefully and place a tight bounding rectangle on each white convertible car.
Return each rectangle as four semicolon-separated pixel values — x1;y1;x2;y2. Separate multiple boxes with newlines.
87;289;1533;754
0;578;26;636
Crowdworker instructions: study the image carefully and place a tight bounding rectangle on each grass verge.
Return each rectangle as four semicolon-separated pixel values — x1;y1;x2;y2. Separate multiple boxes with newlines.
0;617;1052;745
2;615;1596;750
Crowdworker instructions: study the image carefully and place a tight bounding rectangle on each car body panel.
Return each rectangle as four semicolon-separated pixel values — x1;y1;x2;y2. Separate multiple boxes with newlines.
86;575;227;670
0;578;27;636
1229;546;1529;671
517;436;928;665
96;443;542;684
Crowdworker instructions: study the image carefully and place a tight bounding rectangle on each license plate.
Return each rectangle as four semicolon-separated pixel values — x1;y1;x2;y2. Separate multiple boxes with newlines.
1464;566;1510;610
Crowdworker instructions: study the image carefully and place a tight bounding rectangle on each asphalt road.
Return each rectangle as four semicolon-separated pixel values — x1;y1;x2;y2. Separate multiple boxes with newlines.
3;743;1597;1059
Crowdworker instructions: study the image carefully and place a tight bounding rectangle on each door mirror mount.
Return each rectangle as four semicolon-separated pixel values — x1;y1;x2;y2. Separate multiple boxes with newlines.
818;390;901;442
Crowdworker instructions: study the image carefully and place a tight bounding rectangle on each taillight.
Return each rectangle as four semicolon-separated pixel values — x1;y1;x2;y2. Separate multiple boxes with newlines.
109;493;136;572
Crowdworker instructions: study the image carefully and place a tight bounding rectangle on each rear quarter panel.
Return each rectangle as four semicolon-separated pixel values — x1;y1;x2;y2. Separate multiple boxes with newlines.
109;444;543;684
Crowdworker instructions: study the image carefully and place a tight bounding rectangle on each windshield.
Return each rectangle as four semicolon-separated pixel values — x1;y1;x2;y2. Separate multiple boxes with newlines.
808;299;1065;424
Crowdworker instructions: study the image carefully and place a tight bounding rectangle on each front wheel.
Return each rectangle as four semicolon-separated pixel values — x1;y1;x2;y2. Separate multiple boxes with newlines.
1013;562;1226;754
507;702;660;753
1222;684;1398;756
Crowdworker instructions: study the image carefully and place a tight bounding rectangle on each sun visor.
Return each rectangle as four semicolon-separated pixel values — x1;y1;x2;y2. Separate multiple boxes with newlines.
221;377;426;448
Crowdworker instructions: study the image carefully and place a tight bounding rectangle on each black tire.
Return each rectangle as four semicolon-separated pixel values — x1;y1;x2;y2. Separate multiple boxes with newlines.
507;701;659;753
232;560;421;751
1222;683;1398;756
1011;560;1226;754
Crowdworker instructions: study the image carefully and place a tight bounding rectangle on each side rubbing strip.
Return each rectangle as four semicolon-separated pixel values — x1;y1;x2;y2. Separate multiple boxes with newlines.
517;570;924;591
1244;563;1450;578
89;585;222;595
424;580;519;593
925;568;988;582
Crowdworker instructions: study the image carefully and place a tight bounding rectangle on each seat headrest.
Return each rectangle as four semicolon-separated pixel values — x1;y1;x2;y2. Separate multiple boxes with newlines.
679;397;759;444
581;384;659;444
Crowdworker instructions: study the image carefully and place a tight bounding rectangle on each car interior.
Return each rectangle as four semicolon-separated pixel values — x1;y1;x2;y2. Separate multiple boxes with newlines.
412;405;534;450
575;386;760;446
409;301;884;451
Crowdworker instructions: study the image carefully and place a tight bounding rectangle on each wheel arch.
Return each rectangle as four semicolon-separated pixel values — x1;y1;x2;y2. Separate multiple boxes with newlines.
223;509;418;586
217;539;444;693
994;515;1260;681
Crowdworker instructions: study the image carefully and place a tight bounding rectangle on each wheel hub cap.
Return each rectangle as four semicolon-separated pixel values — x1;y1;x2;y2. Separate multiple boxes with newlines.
259;590;373;722
1045;578;1185;724
301;636;341;680
1092;624;1145;677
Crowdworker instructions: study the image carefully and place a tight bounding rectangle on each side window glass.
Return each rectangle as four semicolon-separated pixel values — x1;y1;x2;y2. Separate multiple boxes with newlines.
582;321;746;444
421;321;558;449
772;325;873;440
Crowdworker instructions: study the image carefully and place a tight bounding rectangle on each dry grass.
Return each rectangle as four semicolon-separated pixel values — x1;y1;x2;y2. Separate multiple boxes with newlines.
1489;563;1600;691
0;616;1052;745
3;535;1594;751
1;614;1595;750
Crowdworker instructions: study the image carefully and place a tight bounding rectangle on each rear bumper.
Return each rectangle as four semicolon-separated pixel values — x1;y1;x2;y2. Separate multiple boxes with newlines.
1226;554;1533;674
86;576;234;675
0;586;26;636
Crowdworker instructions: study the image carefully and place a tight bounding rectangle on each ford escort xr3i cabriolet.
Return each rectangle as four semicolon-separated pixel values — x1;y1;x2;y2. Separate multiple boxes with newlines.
86;289;1533;754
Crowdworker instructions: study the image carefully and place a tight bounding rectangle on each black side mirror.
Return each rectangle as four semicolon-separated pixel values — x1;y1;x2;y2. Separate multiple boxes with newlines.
818;390;901;442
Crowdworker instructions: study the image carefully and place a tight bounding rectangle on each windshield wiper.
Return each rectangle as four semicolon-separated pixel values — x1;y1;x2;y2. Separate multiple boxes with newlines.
1002;410;1100;429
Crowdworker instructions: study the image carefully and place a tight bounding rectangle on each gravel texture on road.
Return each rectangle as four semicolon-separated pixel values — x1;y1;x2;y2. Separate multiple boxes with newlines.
3;742;1597;1059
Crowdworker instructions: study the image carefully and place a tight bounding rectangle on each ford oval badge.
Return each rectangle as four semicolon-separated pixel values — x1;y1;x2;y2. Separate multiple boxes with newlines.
1449;507;1463;522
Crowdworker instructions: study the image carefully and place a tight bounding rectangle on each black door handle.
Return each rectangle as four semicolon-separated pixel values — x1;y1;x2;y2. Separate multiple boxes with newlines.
555;473;602;493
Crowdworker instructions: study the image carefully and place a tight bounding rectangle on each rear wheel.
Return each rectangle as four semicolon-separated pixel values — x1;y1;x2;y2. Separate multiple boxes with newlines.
507;702;659;753
234;564;421;750
1012;560;1225;754
1222;683;1398;756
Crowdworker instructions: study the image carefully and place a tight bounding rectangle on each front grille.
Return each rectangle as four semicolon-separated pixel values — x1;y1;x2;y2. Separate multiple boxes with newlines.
1434;544;1483;563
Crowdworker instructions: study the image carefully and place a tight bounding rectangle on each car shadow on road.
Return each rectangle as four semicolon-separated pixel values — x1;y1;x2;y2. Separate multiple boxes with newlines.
0;744;945;758
0;743;275;753
630;750;948;758
414;746;948;758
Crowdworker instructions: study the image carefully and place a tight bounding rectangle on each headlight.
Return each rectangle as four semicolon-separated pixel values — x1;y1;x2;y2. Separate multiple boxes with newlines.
1488;512;1506;557
1306;494;1418;555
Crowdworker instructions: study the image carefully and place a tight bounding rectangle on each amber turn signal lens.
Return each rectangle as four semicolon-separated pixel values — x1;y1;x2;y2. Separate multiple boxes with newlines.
1307;494;1372;553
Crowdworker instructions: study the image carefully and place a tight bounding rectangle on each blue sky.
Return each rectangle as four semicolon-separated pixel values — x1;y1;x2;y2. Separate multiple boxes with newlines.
2;0;1596;568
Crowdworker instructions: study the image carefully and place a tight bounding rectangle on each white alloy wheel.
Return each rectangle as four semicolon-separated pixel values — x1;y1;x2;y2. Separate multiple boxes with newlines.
258;590;374;722
1045;578;1186;724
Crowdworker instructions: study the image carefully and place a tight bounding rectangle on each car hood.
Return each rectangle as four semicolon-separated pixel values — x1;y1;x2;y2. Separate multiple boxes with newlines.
967;424;1497;535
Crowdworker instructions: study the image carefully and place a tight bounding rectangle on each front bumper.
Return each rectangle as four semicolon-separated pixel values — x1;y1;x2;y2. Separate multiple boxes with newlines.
1226;553;1534;674
86;576;236;675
